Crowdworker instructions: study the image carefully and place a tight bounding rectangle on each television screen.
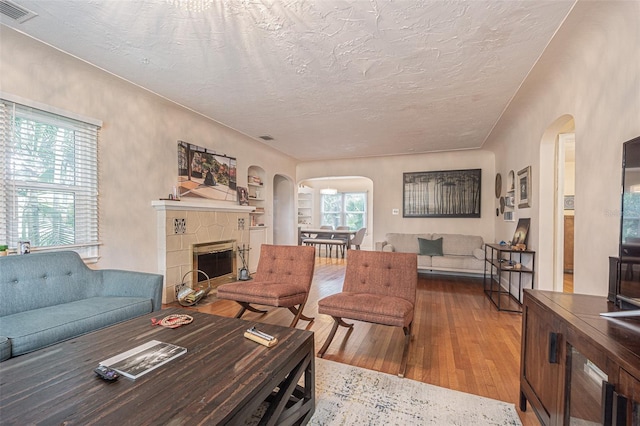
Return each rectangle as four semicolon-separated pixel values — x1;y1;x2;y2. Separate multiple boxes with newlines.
618;136;640;307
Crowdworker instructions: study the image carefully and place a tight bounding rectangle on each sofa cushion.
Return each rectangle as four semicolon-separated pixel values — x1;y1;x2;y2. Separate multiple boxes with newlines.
385;233;432;254
0;251;99;317
417;255;433;268
418;237;443;256
431;255;485;272
432;233;484;256
0;297;153;357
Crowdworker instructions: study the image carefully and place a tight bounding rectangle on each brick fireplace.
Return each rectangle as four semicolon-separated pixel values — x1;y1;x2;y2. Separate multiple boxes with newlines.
152;199;253;303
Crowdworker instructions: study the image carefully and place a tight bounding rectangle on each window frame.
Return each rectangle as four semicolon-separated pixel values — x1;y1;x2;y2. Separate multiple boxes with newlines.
0;93;101;260
320;191;367;230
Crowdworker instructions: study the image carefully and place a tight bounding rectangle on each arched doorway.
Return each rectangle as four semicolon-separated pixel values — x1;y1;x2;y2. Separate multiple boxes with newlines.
538;115;575;292
297;176;374;250
273;174;295;245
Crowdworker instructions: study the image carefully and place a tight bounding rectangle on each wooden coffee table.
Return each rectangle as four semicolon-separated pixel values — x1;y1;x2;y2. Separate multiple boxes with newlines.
0;308;315;425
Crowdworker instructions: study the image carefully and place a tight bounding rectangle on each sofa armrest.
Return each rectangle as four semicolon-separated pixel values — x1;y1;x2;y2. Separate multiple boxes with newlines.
100;270;163;311
375;241;387;251
472;248;485;260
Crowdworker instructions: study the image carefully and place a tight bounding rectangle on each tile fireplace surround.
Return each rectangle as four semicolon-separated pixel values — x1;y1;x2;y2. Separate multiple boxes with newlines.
152;199;254;303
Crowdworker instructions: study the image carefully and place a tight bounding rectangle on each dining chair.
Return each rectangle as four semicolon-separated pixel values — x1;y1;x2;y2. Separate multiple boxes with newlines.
330;226;351;257
349;227;367;250
216;244;316;327
317;250;418;377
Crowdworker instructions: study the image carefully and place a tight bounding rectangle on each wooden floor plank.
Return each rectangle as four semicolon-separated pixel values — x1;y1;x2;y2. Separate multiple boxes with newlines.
170;257;539;425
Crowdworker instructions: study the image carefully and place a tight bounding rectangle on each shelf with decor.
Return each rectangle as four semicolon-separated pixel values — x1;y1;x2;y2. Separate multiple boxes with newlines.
483;243;535;313
297;190;313;228
247;167;266;228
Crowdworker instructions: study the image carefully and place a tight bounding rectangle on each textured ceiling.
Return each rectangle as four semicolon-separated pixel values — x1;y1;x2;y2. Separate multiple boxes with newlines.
0;0;575;161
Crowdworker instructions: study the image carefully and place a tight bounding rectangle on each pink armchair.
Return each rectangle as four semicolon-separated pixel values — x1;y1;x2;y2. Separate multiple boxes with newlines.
216;244;316;328
317;250;418;377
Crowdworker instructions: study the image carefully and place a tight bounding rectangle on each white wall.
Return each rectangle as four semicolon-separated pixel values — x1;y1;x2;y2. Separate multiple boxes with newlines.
3;1;638;298
484;1;640;295
297;150;496;247
0;27;297;273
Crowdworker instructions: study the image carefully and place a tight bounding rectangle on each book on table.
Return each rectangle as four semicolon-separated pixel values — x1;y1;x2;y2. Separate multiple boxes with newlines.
99;340;187;380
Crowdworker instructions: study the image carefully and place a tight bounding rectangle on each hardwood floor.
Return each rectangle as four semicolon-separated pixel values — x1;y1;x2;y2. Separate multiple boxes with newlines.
170;256;539;425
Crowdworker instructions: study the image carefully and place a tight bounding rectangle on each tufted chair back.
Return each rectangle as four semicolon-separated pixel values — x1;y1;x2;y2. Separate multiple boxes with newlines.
343;250;417;304
254;244;316;290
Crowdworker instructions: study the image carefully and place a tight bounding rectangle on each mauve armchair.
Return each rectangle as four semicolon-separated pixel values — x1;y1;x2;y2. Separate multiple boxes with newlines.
216;244;316;328
317;250;418;377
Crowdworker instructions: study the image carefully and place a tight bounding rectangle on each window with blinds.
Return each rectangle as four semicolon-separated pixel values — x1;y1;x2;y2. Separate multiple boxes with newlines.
0;98;100;258
321;192;367;230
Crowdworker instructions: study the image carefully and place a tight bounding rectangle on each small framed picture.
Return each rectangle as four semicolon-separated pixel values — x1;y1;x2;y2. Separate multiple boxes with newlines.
517;166;531;208
512;218;530;246
237;186;249;206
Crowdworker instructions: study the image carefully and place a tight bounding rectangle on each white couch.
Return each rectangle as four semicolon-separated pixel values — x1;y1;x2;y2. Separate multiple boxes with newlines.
375;233;485;275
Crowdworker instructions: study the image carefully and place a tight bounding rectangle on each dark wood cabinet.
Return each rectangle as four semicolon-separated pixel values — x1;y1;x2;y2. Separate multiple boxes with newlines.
520;290;640;426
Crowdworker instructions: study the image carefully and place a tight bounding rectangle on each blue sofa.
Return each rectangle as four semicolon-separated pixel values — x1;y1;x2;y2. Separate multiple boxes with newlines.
0;251;163;362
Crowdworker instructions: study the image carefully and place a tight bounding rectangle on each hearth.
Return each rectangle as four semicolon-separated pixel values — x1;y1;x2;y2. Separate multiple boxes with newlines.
192;240;237;290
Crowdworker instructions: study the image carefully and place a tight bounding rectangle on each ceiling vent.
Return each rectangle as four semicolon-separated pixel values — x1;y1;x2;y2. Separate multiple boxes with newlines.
259;135;274;141
0;0;38;24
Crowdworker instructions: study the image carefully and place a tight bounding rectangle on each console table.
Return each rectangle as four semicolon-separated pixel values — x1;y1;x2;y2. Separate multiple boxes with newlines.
520;290;640;425
0;308;315;425
483;243;535;312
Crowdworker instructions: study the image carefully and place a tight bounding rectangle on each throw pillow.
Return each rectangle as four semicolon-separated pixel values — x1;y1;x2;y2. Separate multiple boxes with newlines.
418;237;443;256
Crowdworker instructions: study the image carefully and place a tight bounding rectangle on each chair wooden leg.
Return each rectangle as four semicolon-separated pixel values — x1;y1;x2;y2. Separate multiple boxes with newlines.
288;305;314;328
399;322;412;378
234;306;247;319
237;302;268;315
317;316;353;357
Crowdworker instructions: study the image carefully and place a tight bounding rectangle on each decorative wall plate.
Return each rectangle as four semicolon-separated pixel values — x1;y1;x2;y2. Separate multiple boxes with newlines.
564;195;575;210
500;196;506;213
495;173;502;198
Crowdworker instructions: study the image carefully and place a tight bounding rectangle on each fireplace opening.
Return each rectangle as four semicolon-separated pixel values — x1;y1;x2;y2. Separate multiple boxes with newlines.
192;240;237;290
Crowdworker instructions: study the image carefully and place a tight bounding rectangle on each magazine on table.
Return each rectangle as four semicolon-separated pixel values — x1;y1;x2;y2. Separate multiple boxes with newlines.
99;340;187;380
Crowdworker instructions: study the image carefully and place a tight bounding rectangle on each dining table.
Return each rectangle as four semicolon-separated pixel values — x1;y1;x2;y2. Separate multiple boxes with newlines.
299;228;357;250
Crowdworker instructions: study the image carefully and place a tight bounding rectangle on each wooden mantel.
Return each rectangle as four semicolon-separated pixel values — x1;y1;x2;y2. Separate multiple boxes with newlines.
151;199;255;213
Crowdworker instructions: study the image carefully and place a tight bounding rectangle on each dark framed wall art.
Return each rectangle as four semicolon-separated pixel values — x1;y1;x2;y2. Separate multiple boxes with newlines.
403;168;481;218
517;166;531;208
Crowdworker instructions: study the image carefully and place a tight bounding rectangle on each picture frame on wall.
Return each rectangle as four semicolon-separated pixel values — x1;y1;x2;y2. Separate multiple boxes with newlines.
403;168;481;218
177;141;237;202
517;166;531;208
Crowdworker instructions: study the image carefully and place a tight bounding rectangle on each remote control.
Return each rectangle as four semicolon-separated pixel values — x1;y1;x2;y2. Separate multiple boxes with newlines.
94;365;119;381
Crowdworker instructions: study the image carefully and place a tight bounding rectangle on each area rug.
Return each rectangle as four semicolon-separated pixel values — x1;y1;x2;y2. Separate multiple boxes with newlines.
309;358;522;425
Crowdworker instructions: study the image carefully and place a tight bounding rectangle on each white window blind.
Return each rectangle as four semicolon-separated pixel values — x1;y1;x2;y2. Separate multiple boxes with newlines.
0;99;100;257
